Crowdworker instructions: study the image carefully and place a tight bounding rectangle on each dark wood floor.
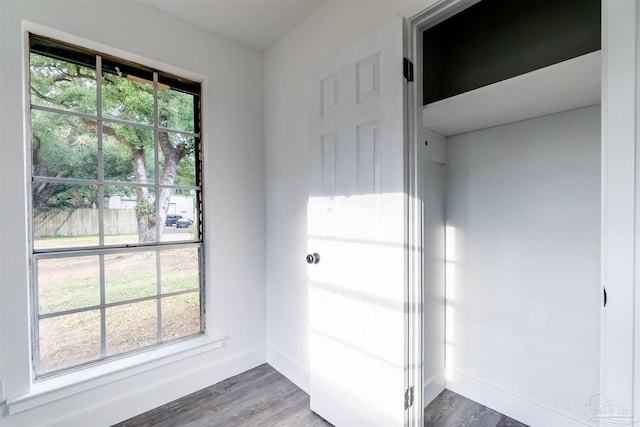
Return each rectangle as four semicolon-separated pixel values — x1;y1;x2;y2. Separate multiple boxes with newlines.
424;389;528;427
114;364;527;427
113;364;331;427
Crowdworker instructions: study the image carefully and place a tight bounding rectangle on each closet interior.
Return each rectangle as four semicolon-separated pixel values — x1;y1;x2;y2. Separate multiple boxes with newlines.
421;0;602;423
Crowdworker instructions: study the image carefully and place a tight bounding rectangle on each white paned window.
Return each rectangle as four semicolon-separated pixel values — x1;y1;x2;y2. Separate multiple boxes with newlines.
28;34;204;378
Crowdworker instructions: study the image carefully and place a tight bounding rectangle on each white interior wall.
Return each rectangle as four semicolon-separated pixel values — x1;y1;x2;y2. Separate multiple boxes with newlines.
422;127;446;406
0;1;265;425
263;0;436;392
444;105;601;425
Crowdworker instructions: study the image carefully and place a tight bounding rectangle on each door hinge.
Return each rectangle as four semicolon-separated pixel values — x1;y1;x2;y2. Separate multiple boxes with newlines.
403;58;414;82
603;286;607;307
404;386;414;410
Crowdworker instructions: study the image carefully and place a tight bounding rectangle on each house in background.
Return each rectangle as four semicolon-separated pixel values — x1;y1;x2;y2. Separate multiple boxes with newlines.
166;194;196;221
109;194;195;221
0;0;638;426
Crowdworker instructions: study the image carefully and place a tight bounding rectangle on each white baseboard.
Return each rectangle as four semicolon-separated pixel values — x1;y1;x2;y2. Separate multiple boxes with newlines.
446;369;589;426
266;345;309;394
7;346;266;427
423;370;445;407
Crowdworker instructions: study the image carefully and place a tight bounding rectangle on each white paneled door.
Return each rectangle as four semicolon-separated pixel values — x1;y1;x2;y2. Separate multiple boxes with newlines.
308;18;411;426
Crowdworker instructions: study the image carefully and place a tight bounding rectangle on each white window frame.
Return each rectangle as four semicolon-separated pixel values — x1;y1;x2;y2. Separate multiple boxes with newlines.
2;23;224;415
28;34;206;378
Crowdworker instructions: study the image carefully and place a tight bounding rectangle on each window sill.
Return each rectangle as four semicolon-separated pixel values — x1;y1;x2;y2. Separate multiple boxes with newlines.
6;335;225;415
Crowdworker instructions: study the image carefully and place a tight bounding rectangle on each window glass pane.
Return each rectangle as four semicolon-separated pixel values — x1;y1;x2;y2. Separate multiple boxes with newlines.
106;300;157;355
39;310;101;374
102;59;154;125
161;292;200;341
160;190;199;242
38;256;100;315
159;133;196;187
160;248;199;293
105;251;157;303
31;110;98;180
104;186;156;244
30;53;97;115
103;122;154;183
158;89;195;132
32;183;99;249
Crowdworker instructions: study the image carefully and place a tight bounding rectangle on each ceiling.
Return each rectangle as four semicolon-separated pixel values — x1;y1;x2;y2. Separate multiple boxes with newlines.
142;0;327;52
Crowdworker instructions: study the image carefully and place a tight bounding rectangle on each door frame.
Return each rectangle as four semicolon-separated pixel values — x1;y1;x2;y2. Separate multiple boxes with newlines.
405;0;638;424
404;2;482;424
601;0;638;423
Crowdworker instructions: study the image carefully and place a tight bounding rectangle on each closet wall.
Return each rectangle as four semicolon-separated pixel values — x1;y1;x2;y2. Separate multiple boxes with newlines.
422;129;447;405
442;106;601;423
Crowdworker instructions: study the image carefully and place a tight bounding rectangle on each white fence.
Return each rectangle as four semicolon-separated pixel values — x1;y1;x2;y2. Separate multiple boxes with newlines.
34;208;138;237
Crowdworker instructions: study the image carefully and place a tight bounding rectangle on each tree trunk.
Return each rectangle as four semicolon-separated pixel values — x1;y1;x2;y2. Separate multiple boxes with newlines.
31;135;57;208
157;131;184;236
130;149;156;242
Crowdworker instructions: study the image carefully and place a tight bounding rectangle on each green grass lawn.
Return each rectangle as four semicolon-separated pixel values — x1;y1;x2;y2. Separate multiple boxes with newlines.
36;235;202;374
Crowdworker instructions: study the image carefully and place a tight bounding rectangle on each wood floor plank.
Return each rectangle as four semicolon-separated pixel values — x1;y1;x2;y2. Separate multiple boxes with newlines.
424;389;528;427
113;364;332;427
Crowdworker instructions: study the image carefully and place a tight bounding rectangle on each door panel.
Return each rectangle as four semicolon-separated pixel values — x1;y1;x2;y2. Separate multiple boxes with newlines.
308;18;408;427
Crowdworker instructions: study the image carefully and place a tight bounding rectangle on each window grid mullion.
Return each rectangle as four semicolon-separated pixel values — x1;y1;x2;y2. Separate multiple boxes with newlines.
97;55;105;247
157;250;163;344
97;55;107;358
30;104;200;139
34;242;202;258
100;254;107;358
154;71;161;245
153;72;163;343
31;176;200;192
33;259;42;376
38;288;199;320
199;246;205;332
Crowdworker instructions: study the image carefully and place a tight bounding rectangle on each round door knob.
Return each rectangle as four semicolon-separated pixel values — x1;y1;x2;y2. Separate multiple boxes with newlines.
306;252;321;264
